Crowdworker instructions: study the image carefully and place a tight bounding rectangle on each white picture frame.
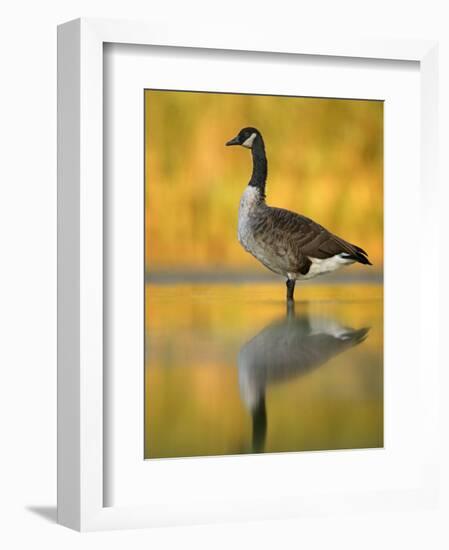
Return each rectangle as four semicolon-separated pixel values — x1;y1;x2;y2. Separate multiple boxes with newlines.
57;17;439;531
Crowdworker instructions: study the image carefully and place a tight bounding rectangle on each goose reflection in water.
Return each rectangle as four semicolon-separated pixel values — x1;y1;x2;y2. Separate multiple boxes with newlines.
237;303;370;453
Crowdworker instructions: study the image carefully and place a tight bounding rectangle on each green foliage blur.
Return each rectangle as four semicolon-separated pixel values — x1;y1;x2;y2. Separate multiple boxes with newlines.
145;90;383;272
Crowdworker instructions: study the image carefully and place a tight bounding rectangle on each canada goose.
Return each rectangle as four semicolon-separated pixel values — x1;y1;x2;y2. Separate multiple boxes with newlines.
226;127;372;301
238;302;369;453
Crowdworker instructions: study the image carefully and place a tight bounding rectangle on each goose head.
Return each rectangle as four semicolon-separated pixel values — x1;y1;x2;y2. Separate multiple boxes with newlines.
226;127;262;149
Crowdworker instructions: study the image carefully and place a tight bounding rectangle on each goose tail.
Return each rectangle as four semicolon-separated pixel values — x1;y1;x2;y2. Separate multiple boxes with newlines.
341;244;372;265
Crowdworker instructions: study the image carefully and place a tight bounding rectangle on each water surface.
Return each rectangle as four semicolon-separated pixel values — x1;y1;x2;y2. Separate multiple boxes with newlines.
145;283;383;459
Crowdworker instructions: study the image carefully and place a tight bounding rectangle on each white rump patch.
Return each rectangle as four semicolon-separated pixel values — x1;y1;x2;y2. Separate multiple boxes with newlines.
242;132;257;148
299;254;355;280
308;316;353;339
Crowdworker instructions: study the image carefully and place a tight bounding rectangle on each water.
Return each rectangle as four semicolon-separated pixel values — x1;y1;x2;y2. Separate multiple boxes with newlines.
145;283;383;459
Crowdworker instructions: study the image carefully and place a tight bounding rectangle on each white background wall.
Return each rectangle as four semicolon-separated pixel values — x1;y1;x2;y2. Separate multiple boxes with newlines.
0;1;448;548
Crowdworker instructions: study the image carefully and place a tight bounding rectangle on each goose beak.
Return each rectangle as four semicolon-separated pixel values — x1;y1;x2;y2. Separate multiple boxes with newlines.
226;136;240;146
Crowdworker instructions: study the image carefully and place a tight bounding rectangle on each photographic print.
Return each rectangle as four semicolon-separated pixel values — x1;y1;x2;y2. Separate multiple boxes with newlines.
144;90;383;459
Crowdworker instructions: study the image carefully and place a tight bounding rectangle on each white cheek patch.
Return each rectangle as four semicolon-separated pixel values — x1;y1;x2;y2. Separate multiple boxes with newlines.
242;132;257;148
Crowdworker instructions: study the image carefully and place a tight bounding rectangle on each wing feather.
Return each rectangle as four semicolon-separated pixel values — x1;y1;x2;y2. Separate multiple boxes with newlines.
260;207;372;266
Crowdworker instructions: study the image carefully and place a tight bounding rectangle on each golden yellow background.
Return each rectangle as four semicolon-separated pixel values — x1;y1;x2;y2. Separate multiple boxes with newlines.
145;90;383;273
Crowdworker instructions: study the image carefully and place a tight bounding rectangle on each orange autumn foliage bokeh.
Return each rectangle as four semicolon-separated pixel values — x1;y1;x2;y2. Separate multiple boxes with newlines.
145;91;383;273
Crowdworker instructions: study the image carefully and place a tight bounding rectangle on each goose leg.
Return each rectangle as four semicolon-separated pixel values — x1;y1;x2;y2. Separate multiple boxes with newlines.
286;299;295;319
286;279;296;302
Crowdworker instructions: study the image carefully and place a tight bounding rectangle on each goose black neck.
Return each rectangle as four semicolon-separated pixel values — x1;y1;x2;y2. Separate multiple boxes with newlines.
251;396;267;453
249;136;267;199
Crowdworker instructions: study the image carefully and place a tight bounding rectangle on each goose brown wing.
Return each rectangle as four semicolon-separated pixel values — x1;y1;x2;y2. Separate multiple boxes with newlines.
264;207;371;266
